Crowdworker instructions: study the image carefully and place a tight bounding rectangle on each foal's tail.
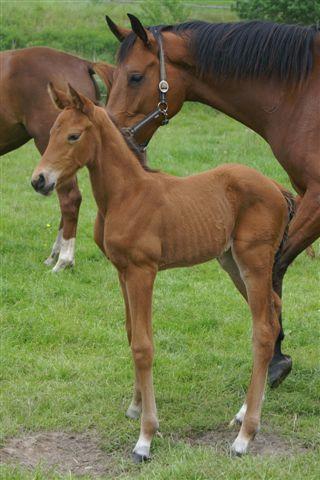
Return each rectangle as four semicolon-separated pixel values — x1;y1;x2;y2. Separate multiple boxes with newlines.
273;187;296;270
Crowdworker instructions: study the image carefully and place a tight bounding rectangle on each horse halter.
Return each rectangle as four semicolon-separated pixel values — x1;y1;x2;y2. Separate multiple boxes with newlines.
123;27;169;148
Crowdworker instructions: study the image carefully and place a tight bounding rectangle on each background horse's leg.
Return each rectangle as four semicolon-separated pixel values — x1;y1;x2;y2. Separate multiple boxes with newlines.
118;272;142;420
271;185;320;383
230;241;280;455
123;265;158;462
33;132;82;272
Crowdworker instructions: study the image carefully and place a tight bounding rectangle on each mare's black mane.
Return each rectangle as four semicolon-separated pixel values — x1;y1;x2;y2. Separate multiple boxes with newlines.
118;20;319;83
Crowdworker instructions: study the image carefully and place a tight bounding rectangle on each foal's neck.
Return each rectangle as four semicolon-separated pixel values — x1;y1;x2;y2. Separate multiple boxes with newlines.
88;109;146;214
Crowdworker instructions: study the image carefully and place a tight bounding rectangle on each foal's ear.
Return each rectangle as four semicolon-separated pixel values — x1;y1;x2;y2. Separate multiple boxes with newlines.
68;84;94;117
48;82;70;110
105;15;130;42
127;13;151;47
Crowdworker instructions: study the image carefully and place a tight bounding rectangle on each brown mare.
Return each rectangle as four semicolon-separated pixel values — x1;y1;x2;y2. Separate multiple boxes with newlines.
105;15;320;387
0;46;114;271
32;85;294;460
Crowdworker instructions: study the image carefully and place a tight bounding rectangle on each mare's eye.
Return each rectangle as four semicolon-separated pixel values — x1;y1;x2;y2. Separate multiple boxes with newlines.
129;73;143;85
68;133;81;143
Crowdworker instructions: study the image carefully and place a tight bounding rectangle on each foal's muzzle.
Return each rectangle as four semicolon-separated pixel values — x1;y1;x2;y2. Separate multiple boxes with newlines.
31;173;55;196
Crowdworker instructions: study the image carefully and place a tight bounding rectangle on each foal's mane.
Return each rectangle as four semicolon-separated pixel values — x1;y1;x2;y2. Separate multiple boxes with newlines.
118;20;319;83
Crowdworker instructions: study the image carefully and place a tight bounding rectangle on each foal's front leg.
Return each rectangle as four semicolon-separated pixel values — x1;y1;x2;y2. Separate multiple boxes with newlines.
118;273;142;420
123;265;158;462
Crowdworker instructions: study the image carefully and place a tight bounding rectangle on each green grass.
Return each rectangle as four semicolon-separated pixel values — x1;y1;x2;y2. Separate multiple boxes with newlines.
0;0;236;60
1;102;320;479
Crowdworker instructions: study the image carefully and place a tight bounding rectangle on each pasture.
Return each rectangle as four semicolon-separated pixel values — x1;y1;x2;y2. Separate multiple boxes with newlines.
1;0;320;478
1;103;319;479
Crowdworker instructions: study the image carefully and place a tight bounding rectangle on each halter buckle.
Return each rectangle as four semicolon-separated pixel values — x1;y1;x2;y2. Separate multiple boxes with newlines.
159;80;169;93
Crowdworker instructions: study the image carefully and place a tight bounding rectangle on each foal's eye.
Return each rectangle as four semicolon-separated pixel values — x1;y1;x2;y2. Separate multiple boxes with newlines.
68;133;81;143
129;73;144;85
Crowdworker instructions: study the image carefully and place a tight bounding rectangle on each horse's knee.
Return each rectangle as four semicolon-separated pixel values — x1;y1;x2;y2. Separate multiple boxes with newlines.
59;188;82;220
131;342;153;370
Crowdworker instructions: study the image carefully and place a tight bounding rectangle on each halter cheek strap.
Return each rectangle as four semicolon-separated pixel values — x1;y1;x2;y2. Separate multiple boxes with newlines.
123;27;169;147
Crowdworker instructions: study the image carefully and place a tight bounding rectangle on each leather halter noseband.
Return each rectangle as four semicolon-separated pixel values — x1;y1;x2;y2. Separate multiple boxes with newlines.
123;27;169;149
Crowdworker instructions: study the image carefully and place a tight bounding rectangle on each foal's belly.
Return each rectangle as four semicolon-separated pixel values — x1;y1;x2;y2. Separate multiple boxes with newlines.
159;201;234;270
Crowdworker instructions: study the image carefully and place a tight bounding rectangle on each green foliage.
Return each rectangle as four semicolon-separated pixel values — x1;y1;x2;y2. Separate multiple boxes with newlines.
139;0;191;26
233;0;320;25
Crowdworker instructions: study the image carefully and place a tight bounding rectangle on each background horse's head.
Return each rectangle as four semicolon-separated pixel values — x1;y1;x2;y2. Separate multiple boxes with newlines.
31;84;96;195
106;14;189;144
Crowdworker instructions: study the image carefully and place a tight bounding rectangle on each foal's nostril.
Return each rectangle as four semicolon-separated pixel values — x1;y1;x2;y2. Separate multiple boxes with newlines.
31;173;46;192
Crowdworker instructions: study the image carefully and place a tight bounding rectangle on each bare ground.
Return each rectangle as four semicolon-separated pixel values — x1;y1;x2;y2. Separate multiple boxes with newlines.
0;426;311;478
0;431;118;478
185;425;310;456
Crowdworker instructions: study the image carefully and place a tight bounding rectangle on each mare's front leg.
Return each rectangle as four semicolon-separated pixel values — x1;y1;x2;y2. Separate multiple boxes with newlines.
122;265;158;462
231;241;280;455
118;272;142;420
46;177;82;272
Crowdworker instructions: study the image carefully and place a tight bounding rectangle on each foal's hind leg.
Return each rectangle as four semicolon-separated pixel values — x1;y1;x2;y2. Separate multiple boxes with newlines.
230;241;280;455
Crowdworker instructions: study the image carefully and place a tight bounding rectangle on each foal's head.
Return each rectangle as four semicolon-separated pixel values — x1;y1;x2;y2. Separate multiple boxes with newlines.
106;14;188;144
32;84;98;195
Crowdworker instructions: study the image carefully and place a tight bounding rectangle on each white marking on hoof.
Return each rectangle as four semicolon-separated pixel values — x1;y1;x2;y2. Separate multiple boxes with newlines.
44;229;63;265
126;402;142;420
133;433;151;459
52;237;75;273
229;403;247;427
231;432;250;456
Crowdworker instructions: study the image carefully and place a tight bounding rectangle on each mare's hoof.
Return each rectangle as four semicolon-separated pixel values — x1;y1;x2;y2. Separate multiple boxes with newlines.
268;354;292;389
132;452;150;463
44;255;57;266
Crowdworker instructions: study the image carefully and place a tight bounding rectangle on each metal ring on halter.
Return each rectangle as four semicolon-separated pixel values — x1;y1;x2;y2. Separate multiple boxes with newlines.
158;101;168;113
159;80;169;93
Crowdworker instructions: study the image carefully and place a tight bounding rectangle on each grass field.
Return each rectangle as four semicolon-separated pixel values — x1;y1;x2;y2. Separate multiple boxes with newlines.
1;0;320;478
1;102;320;479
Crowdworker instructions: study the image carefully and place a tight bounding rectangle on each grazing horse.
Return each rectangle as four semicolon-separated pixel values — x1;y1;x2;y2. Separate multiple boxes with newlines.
105;15;320;387
0;46;114;271
32;85;294;460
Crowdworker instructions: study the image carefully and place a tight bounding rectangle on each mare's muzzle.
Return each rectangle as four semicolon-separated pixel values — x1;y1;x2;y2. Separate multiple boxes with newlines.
31;173;55;196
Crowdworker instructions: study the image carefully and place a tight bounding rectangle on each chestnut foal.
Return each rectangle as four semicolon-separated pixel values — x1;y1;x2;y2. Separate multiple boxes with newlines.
32;85;293;460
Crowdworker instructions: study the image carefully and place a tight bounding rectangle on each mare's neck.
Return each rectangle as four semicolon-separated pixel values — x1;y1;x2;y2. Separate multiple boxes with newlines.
88;110;146;215
166;34;285;139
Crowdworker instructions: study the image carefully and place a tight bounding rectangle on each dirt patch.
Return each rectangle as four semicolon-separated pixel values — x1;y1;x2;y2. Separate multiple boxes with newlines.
0;431;118;478
185;426;310;456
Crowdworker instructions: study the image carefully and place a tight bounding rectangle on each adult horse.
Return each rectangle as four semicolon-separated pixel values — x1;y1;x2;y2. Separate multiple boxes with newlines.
0;46;114;271
105;15;320;387
31;84;294;460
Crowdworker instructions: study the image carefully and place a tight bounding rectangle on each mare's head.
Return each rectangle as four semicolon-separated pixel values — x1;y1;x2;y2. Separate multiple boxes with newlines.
106;14;189;144
32;84;98;195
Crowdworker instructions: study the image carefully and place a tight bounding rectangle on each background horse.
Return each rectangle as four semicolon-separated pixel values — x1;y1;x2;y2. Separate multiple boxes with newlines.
0;46;114;271
105;15;320;387
32;85;293;461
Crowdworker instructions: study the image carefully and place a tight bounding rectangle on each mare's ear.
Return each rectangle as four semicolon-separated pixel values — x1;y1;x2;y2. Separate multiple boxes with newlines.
105;15;130;42
93;62;115;101
48;82;70;110
68;84;95;118
127;13;152;47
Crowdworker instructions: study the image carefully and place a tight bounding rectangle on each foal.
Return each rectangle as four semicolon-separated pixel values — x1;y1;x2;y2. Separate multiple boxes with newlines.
32;85;292;460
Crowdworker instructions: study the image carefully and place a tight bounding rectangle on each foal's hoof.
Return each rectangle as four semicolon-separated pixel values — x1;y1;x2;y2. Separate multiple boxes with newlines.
126;405;141;420
268;354;292;388
132;452;150;464
44;254;58;266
